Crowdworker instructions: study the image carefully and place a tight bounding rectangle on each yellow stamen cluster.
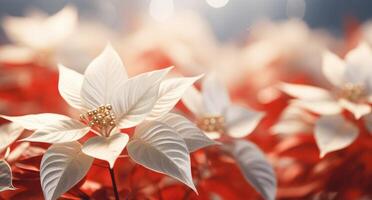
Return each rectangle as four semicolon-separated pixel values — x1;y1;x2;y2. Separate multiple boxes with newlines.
340;83;366;102
197;116;225;133
80;104;116;129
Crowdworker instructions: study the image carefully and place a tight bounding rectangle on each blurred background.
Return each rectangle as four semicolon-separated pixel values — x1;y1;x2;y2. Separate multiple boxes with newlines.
0;1;372;199
1;0;372;42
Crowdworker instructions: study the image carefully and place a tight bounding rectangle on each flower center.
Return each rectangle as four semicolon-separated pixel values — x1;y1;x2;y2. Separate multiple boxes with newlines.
197;115;225;133
339;83;366;102
80;104;116;136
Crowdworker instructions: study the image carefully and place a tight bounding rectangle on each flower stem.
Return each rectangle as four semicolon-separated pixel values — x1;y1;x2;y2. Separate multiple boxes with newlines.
109;167;120;200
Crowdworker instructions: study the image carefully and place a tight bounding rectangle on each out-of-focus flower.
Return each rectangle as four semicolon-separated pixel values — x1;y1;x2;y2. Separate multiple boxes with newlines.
182;73;276;200
2;44;214;200
241;20;329;73
236;20;334;104
120;12;220;74
280;42;372;119
1;6;77;65
183;73;264;139
278;42;372;157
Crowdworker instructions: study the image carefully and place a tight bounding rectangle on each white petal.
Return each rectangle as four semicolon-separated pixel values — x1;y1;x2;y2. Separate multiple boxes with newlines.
21;119;90;143
113;67;171;129
202;73;230;115
182;85;204;116
40;142;93;200
344;42;372;85
278;82;333;101
290;99;342;115
271;120;310;136
156;113;217;152
127;121;196;192
224;105;265;138
82;133;129;168
147;75;203;120
321;50;346;87
224;140;276;200
58;64;85;110
81;44;128;109
0;123;23;153
0;160;15;192
43;6;77;47
315;115;359;157
0;113;71;130
338;99;371;119
271;105;315;135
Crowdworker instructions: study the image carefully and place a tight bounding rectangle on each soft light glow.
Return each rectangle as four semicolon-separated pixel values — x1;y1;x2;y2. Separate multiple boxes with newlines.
206;0;229;8
149;0;174;22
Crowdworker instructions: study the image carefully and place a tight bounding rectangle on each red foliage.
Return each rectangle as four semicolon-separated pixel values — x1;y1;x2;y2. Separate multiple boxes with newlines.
0;46;371;200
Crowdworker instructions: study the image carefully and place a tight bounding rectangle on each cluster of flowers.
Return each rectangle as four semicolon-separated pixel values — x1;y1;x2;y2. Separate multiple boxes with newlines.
0;6;371;200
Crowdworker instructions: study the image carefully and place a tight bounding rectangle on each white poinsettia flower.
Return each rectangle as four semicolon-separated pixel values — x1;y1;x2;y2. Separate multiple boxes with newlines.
2;44;207;198
2;44;174;167
182;73;265;139
1;6;77;64
182;73;276;200
279;42;372;119
277;43;372;157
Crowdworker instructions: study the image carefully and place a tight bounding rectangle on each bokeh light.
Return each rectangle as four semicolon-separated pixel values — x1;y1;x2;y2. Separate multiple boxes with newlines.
206;0;229;8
